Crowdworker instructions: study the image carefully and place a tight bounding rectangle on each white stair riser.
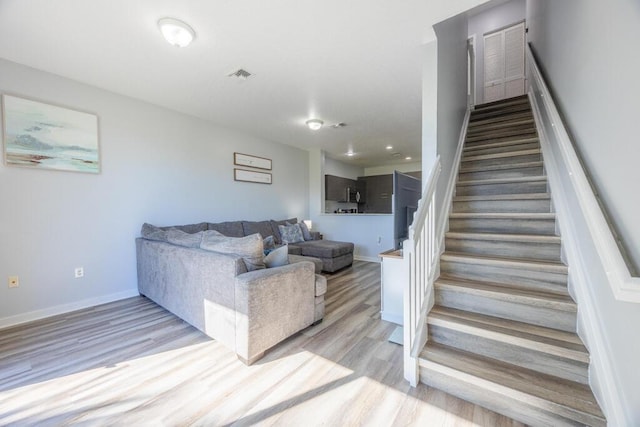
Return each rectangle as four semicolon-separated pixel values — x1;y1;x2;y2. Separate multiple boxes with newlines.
435;289;576;332
459;165;544;181
463;142;540;158
445;237;561;262
462;153;542;168
456;180;547;197
428;325;589;384
440;260;567;293
448;217;556;235
419;366;599;427
452;198;551;213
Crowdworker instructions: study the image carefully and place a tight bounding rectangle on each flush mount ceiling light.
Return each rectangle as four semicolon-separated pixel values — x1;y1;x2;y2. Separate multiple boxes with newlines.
158;18;196;47
305;119;323;130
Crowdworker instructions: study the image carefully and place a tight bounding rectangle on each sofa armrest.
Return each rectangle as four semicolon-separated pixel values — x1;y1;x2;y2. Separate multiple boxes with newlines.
234;260;315;363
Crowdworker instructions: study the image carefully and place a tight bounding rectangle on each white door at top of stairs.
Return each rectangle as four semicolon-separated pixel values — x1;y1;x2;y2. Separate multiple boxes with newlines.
484;21;526;103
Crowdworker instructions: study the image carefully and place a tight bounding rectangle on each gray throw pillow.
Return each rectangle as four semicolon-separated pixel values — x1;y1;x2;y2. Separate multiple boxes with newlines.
264;245;289;268
263;235;276;252
298;221;313;241
141;223;168;242
166;229;202;248
278;223;304;244
200;230;266;271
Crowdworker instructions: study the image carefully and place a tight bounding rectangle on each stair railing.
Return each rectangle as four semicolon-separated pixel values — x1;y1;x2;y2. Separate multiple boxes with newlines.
402;156;440;386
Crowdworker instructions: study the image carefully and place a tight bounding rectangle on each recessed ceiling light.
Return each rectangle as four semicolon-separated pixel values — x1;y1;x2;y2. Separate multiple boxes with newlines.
158;18;196;47
346;151;355;157
386;145;393;150
305;119;323;130
405;156;412;160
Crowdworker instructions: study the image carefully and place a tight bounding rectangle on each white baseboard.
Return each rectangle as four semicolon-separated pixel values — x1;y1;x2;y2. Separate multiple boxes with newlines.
354;255;381;263
0;288;140;330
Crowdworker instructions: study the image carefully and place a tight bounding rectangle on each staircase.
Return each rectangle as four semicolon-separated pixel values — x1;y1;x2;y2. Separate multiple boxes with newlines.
418;95;606;426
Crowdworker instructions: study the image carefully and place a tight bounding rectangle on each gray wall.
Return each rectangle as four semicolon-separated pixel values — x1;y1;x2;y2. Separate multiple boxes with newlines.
0;58;309;326
434;13;469;219
527;0;640;422
468;0;526;105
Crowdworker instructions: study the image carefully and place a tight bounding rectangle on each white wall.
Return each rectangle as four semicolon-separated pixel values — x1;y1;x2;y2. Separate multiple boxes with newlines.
324;155;364;180
527;0;640;422
0;58;309;327
468;0;526;104
433;13;469;220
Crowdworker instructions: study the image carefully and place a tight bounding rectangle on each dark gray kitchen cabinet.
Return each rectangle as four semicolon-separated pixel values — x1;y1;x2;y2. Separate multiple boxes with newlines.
325;174;357;202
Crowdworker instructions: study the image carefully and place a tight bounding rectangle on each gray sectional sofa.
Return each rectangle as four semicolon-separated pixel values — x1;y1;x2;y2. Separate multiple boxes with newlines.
136;218;352;364
168;218;354;273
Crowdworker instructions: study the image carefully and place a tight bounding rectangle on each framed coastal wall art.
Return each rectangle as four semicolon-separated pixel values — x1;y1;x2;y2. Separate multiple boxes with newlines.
234;152;272;170
234;168;272;184
2;94;100;173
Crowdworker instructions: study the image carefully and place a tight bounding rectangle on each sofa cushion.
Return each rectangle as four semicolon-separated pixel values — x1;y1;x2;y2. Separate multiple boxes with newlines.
295;240;354;258
314;274;327;297
141;223;169;242
242;220;274;239
299;221;313;241
270;218;298;244
200;230;265;271
288;254;322;274
166;229;202;248
287;245;302;255
164;222;208;234
208;221;244;237
264;245;289;268
279;223;304;244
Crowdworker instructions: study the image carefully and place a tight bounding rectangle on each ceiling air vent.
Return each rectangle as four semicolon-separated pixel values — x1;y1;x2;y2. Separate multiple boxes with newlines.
227;68;253;80
331;122;347;128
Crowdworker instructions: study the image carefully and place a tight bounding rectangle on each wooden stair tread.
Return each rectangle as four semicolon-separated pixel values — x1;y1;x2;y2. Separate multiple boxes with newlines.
462;148;540;162
453;192;550;202
467;118;535;132
446;231;560;244
457;175;547;187
436;276;574;310
449;212;556;220
469;111;533;127
463;137;539;152
459;160;543;173
428;306;588;361
441;251;568;273
419;343;606;421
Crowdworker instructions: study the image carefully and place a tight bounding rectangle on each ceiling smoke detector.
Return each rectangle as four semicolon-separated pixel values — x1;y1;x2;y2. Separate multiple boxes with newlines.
227;69;253;80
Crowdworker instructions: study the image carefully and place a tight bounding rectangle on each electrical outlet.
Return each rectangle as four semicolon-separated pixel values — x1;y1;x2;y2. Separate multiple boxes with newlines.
8;276;19;288
74;267;84;278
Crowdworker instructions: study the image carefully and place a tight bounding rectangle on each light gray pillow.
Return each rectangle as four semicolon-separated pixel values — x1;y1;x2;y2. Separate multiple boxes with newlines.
298;221;313;241
278;223;304;244
200;230;266;271
141;223;168;242
166;229;203;248
264;245;289;268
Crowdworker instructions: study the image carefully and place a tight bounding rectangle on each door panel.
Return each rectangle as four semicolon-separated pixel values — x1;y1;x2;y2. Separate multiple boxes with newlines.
484;22;525;103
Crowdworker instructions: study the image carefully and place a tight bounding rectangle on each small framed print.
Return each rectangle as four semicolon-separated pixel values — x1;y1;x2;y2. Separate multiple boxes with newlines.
234;168;272;184
234;152;272;170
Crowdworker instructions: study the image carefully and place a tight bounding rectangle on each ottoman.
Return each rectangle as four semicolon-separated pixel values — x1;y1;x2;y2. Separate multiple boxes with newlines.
291;240;354;273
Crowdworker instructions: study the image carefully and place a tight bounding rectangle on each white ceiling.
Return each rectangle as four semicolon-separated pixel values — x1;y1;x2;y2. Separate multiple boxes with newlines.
0;0;490;167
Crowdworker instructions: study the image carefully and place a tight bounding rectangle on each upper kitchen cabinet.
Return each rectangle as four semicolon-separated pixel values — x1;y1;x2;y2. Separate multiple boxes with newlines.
325;174;358;202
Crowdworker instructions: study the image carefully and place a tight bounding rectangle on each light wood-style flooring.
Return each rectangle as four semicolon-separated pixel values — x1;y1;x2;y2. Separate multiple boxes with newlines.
0;261;525;426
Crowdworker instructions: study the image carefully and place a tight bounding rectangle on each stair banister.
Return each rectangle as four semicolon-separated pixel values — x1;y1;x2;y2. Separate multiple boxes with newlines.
403;156;440;386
